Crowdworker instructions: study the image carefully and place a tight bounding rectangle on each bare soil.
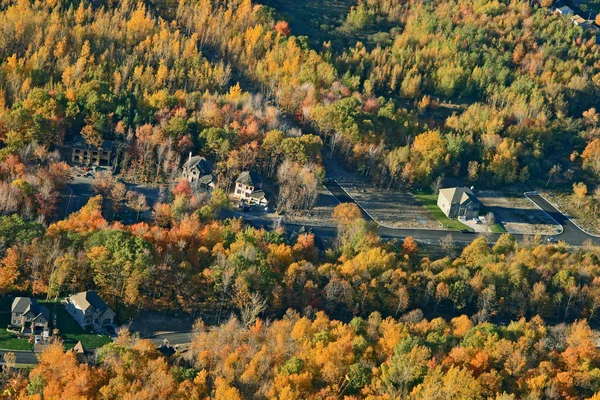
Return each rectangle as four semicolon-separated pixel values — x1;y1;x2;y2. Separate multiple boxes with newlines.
324;158;441;229
477;190;562;235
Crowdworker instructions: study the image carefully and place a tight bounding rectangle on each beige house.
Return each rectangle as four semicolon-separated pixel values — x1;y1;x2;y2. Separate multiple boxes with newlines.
11;297;49;334
66;291;115;333
437;186;480;219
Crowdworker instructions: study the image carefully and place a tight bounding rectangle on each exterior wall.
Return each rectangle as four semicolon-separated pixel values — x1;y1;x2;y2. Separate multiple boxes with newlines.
71;148;111;166
437;195;451;217
182;167;200;182
66;301;90;328
234;182;254;199
31;316;48;329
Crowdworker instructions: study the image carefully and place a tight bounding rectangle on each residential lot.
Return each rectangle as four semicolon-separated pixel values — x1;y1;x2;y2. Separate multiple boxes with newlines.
477;190;562;235
324;158;442;229
0;297;111;351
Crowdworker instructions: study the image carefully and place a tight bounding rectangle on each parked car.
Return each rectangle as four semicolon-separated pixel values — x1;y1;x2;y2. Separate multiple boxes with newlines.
547;237;558;243
460;229;473;234
34;335;42;345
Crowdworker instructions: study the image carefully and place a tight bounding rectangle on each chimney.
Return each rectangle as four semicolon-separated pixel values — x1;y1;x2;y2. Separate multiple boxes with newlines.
189;152;192;162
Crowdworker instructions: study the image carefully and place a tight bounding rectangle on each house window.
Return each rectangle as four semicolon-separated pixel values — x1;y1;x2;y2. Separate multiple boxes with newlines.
75;149;80;154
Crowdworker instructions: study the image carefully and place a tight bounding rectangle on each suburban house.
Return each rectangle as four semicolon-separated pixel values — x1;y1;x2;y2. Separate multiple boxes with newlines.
437;186;481;219
181;153;215;190
69;136;113;167
234;171;269;206
11;297;49;333
65;291;115;332
555;5;574;15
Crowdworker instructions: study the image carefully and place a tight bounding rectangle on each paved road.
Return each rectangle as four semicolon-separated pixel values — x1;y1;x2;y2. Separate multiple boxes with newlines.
0;350;38;365
227;186;600;246
61;173;600;247
526;193;597;243
145;331;193;347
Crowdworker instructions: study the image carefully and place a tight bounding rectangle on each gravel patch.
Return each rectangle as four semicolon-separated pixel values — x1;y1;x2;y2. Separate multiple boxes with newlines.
477;190;561;235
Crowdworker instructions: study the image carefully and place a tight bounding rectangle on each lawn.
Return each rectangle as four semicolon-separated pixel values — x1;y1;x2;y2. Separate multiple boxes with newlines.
489;223;506;233
413;191;472;231
0;297;34;351
45;301;112;350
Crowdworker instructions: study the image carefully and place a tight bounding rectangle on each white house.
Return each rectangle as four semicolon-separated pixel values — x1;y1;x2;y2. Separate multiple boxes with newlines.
234;171;269;206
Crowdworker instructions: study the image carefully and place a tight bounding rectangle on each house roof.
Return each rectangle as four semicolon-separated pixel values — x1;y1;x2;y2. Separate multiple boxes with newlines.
73;341;86;354
11;297;49;321
439;187;479;206
12;297;34;314
249;190;267;200
183;155;212;175
70;291;110;313
236;171;263;186
71;136;114;151
198;174;214;185
557;5;574;14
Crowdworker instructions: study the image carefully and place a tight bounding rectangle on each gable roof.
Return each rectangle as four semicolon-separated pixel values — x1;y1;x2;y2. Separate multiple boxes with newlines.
236;171;263;186
11;297;49;321
183;155;212;174
439;187;479;206
70;291;110;313
73;341;86;354
12;297;34;314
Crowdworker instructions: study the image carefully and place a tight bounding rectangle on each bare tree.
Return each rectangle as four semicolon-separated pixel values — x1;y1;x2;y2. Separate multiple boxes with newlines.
277;160;319;214
485;212;496;232
240;292;267;327
439;234;455;257
127;192;149;221
431;176;443;198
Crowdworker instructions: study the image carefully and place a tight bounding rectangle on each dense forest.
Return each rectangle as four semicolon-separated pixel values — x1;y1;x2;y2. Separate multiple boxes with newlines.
1;0;600;398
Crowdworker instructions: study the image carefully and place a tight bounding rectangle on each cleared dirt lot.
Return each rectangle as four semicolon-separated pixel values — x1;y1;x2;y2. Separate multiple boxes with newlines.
477;190;562;235
324;159;441;229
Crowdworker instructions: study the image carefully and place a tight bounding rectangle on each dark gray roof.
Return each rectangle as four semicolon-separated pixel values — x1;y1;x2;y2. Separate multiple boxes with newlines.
183;156;213;175
34;306;50;322
236;171;263;186
11;297;49;320
71;291;109;313
12;297;34;314
71;135;114;152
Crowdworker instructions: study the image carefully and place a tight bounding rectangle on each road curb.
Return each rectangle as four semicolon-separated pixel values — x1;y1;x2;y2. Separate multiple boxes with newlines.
532;192;600;239
523;192;564;235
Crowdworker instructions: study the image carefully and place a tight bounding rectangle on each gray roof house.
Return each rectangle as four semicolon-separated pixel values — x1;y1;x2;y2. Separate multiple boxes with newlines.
181;153;214;190
11;297;49;333
437;186;481;219
66;291;115;333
